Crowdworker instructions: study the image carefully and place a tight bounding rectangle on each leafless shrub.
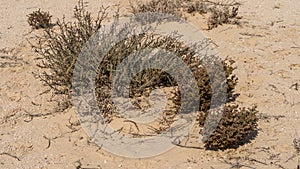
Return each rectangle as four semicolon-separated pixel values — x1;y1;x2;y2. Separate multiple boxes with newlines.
130;0;242;29
31;0;108;97
207;6;240;30
27;9;53;29
186;0;209;14
130;0;182;17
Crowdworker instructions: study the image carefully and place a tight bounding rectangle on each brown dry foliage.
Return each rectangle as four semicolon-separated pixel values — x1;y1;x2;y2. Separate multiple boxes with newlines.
31;0;108;96
199;104;258;150
31;0;257;150
130;0;242;29
27;9;53;29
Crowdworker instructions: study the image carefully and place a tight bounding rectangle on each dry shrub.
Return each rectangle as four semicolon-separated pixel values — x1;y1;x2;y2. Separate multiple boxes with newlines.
129;0;256;150
183;0;241;29
31;0;108;96
207;6;239;30
199;104;258;150
185;0;209;14
130;0;242;29
27;9;53;29
95;33;237;123
30;0;257;149
130;0;182;17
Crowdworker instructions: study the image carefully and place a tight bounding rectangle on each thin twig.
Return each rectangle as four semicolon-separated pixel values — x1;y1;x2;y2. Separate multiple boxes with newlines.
123;119;140;132
0;152;21;161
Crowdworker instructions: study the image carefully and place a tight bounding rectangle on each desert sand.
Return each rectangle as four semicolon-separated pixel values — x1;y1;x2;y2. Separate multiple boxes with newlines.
0;0;300;168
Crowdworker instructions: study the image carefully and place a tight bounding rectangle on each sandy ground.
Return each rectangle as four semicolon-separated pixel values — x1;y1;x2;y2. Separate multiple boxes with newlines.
0;0;300;168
